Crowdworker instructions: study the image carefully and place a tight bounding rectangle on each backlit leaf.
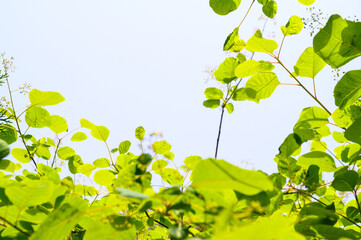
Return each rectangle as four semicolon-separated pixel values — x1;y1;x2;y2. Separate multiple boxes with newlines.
232;88;259;103
223;27;246;52
245;72;280;100
235;60;275;78
80;118;96;129
281;15;303;36
298;0;316;5
203;99;220;109
226;103;234;114
214;57;239;84
153;140;172;155
294;47;326;78
71;132;87;142
0;139;10;159
209;0;241;15
91;126;110;142
11;148;31;163
29;89;65;106
262;0;277;18
192;159;273;195
332;170;358;191
25;106;52;128
119;140;131;154
48;115;68;134
0;124;17;144
204;87;223;100
297;151;336;172
135;126;145;141
94;169;116;186
246;30;278;53
78;164;96;177
93;158;111;168
313;14;361;68
57;147;75;160
334;70;361;109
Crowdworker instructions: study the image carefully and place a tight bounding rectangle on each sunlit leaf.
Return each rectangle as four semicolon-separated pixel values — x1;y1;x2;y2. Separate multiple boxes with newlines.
0;159;15;172
294;47;326;78
203;99;220;109
11;148;31;163
0;125;17;145
48;115;68;134
235;60;274;78
91;126;110;142
297;151;336;172
298;0;316;5
214;57;239;84
153;141;172;155
57;147;75;160
119;140;131;154
152;159;168;171
115;187;149;200
71;132;87;142
223;27;246;52
281;15;303;36
334;70;361;109
94;169;116;186
245;72;280;100
226;103;234;114
209;0;241;15
0;139;10;159
25;106;52;128
93;158;111;168
68;154;83;174
262;0;277;18
135;126;145;141
232;88;259;103
78;164;96;177
29;89;65;106
192;159;273;195
246;30;278;53
80;118;96;129
204;87;223;100
313;14;361;68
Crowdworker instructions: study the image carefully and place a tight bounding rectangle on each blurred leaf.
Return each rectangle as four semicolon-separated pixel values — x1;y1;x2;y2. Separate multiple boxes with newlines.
94;169;116;186
169;224;189;240
11;148;31;163
298;0;316;5
209;0;241;15
204;87;223;100
203;99;220;109
119;140;131;154
135;126;145;141
115;187;149;200
0;139;10;159
57;147;75;160
93;158;111;168
332;170;358;191
297;151;336;172
152;159;168;171
78;164;96;177
262;0;277;18
226;103;234;114
153;140;172;155
0;124;17;144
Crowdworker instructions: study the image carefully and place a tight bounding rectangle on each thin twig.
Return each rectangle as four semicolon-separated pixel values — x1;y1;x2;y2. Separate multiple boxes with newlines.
238;0;256;28
0;216;30;237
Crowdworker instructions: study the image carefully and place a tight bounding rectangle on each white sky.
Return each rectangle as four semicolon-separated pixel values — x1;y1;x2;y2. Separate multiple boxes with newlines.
2;0;361;174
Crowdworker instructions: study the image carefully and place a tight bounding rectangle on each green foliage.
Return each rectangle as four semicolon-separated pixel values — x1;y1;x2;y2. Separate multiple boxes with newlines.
1;1;360;239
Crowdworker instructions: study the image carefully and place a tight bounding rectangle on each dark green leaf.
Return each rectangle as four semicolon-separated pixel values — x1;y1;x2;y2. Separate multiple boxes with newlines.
209;0;241;15
334;70;361;109
332;170;358;191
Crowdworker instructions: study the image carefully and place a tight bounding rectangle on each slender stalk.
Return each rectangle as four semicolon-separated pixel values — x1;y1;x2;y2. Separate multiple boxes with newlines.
215;107;225;159
5;78;37;170
354;190;361;216
105;141;119;172
312;77;317;98
51;139;61;168
0;216;30;237
278;36;286;58
238;0;256;28
275;57;332;115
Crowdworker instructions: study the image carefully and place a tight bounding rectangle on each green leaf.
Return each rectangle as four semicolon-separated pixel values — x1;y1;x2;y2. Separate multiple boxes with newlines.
235;60;275;78
38;163;61;184
297;151;336;172
119;140;131;154
232;88;259;103
332;170;358;191
214;57;239;84
281;15;303;36
153;140;172;155
262;0;277;18
246;30;278;53
225;103;234;114
191;159;273;195
277;157;301;179
94;169;116;186
305;165;320;191
78;164;96;177
294;47;326;78
80;118;96;129
36;146;51;160
5;180;54;209
93;158;111;168
203;99;220;109
313;14;361;68
332;100;361;128
298;0;316;5
184;156;202;170
204;87;223;100
223;27;246;52
245;72;280;100
30;196;88;240
71;132;87;142
152;159;168;171
158;168;183;185
25;106;52;128
334;70;361;109
345;118;361;145
310;140;327;152
310;225;361;239
11;148;31;163
0;139;10;159
135;126;145;141
169;224;189;240
293;107;330;141
115;187;149;200
0;159;15;172
29;89;65;106
48;115;68;134
57;146;75;160
83;215;136;240
276;133;303;160
0;125;17;145
209;0;241;15
91;126;110;142
68;154;83;174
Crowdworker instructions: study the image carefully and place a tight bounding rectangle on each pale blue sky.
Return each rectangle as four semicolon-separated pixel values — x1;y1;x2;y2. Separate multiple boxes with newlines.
2;0;361;174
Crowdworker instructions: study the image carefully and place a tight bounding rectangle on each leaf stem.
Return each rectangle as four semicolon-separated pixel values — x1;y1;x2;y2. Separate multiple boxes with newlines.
215;106;225;159
278;36;286;58
275;57;332;116
238;0;256;28
5;78;38;170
